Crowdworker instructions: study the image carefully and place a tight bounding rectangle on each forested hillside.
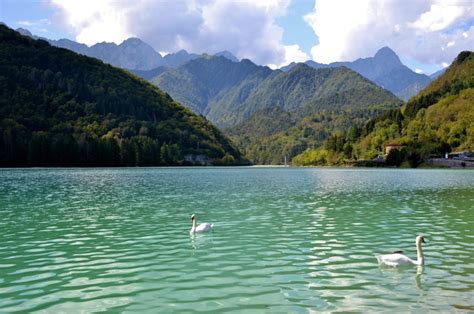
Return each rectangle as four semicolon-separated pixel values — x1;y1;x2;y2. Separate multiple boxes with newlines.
0;25;243;166
293;51;474;166
223;64;401;164
237;64;400;114
229;106;396;164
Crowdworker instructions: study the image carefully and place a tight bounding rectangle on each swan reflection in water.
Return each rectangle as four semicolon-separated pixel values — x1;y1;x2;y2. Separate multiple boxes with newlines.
378;264;426;291
190;231;215;252
415;265;425;290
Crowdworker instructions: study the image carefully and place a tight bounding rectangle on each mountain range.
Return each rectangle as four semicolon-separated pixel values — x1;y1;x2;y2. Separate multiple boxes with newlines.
15;28;238;70
16;27;442;101
281;47;433;101
152;56;401;129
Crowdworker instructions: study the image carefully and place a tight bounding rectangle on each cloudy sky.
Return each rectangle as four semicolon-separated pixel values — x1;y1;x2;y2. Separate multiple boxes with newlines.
1;0;473;73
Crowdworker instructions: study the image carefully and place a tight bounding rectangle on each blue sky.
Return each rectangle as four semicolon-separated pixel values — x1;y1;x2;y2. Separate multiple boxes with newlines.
1;0;70;39
276;0;318;56
1;0;472;74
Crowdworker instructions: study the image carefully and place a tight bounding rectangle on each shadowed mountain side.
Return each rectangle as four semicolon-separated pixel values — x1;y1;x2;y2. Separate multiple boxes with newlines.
130;66;169;80
152;56;273;117
0;25;244;166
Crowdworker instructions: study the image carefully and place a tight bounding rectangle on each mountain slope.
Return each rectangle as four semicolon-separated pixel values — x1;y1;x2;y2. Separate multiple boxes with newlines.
161;49;200;68
215;50;239;62
242;64;400;113
0;25;243;166
281;47;431;101
293;50;474;166
130;66;169;80
153;56;273;117
403;51;474;118
429;68;447;80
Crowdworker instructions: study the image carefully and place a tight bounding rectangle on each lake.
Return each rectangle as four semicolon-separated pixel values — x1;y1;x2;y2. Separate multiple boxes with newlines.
0;167;473;312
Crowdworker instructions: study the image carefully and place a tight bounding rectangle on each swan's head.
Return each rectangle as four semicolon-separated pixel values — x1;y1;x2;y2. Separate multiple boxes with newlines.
191;214;195;221
416;235;426;245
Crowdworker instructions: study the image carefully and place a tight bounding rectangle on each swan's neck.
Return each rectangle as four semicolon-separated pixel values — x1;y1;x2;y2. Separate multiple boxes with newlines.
416;242;424;265
191;219;196;233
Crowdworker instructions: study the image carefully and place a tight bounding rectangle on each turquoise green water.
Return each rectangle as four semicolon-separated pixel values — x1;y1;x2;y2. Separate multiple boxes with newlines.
0;168;473;312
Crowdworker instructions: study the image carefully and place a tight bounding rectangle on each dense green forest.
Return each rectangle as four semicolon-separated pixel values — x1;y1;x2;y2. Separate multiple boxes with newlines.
293;51;474;167
229;105;396;164
0;25;244;167
223;65;401;164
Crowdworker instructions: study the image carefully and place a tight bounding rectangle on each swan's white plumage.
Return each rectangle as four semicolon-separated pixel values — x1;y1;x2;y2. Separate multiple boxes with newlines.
194;223;213;233
190;214;213;234
377;252;416;266
377;235;426;267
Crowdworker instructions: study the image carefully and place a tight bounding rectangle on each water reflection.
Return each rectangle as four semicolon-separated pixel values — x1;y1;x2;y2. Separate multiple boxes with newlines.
415;266;425;290
190;233;215;253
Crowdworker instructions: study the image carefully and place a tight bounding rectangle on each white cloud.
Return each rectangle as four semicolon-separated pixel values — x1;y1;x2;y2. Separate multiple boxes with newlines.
304;0;474;66
49;0;293;66
51;0;131;45
268;44;310;69
17;18;51;27
410;4;466;32
283;44;310;64
415;68;424;73
18;20;35;26
304;0;373;63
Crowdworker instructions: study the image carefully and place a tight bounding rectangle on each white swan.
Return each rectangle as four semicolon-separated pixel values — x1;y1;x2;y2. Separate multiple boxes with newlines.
190;214;213;234
377;235;426;266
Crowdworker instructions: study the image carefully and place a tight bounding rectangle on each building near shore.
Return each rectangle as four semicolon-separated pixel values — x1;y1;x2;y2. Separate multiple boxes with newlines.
385;143;405;156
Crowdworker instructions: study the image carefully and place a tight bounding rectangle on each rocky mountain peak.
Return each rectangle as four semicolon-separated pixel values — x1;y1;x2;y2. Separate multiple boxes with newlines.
374;46;400;63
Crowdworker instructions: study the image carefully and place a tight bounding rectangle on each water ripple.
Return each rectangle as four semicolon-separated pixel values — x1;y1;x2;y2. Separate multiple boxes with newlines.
0;168;473;312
